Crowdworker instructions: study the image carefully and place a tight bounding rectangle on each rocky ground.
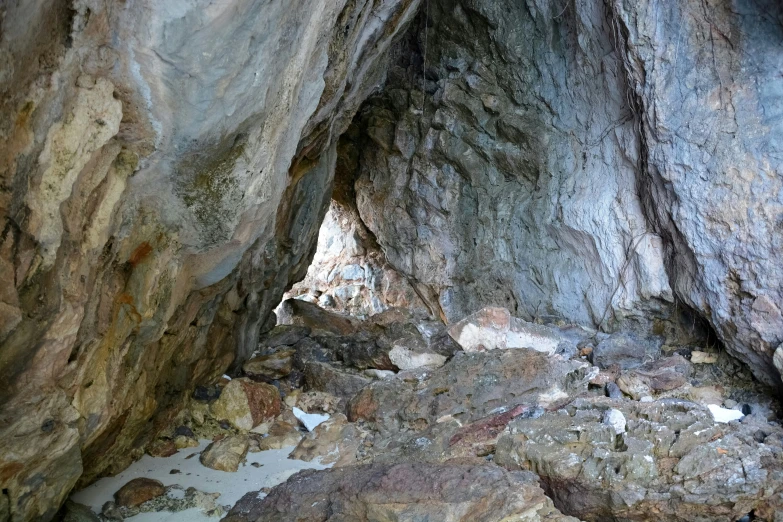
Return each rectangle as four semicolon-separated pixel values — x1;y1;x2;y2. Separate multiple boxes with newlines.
64;300;783;521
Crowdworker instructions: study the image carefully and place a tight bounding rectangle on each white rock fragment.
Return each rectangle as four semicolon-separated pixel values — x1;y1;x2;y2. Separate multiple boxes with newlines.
364;369;396;379
222;374;232;381
447;306;574;355
603;408;627;434
388;345;447;370
293;407;330;432
690;351;718;364
707;404;744;423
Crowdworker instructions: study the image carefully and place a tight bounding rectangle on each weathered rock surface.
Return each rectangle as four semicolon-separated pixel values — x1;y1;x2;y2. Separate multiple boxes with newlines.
210;378;281;431
243;350;295;381
0;0;421;518
347;349;597;466
343;0;783;387
495;397;783;521
199;435;249;473
224;462;579;522
592;331;663;370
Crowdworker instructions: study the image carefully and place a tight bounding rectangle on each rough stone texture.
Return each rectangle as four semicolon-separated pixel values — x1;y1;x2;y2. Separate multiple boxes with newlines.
0;0;420;519
495;397;783;521
113;478;165;508
349;349;597;434
351;0;677;335
289;413;363;466
199;435;249;473
344;0;783;388
592;331;663;370
243;350;295;381
612;0;783;387
210;378;281;431
224;462;579;522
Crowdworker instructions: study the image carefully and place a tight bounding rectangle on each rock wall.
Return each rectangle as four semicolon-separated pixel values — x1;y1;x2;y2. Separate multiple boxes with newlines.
346;0;783;385
0;1;419;519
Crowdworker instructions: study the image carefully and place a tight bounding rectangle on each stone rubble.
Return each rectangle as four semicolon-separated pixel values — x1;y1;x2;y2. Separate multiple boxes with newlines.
63;302;782;521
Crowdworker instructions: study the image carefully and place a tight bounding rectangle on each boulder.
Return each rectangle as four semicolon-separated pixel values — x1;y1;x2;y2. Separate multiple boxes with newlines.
113;478;165;508
210;378;281;431
223;462;579;521
259;325;311;349
615;355;692;400
289;414;363;466
243;349;295;380
447;307;575;355
200;435;249;472
592;331;663;370
61;500;100;522
495;397;783;521
256;421;303;451
303;361;372;404
277;299;358;336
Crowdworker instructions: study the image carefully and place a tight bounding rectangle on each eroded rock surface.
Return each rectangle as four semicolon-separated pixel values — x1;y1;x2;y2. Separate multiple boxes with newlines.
223;462;579;522
495;397;783;521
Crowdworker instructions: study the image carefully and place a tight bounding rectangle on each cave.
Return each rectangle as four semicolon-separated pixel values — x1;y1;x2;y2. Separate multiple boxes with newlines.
1;0;783;521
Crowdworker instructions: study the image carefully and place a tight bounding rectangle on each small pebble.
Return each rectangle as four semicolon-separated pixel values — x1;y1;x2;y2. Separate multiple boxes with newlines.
169;469;181;474
724;399;738;409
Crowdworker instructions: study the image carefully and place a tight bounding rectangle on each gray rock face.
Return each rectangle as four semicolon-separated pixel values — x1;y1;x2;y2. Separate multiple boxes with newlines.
613;0;783;386
352;0;676;332
344;0;783;387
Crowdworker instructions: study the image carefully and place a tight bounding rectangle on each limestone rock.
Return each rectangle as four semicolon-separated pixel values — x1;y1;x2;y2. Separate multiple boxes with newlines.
388;345;447;369
447;307;575;355
113;478;165;508
224;462;579;521
243;350;295;381
495;397;783;521
200;435;249;472
210;378;281;431
349;350;596;432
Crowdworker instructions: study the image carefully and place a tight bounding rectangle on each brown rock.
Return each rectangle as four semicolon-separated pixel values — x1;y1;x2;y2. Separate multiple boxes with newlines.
200;435;249;472
224;462;578;521
243;349;295;380
256;421;303;451
210;378;281;431
113;478;165;507
147;439;178;458
277;299;358;336
616;355;691;400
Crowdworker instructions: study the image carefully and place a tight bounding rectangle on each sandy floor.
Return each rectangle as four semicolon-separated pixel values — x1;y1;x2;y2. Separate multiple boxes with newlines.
70;440;332;520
